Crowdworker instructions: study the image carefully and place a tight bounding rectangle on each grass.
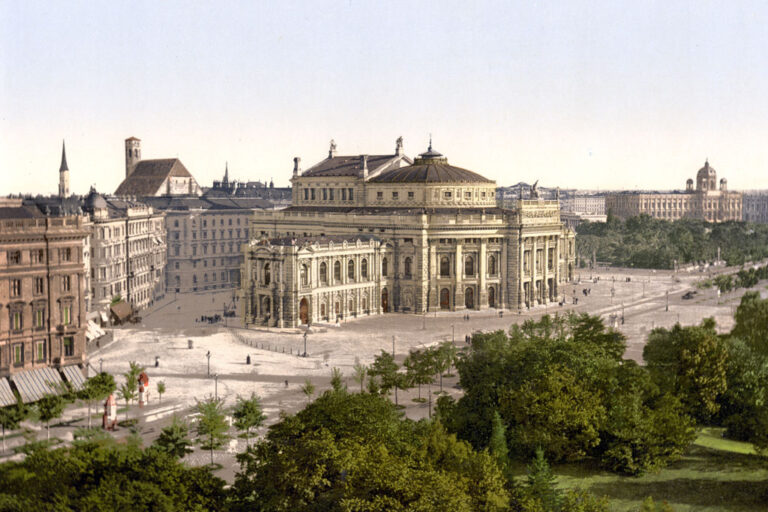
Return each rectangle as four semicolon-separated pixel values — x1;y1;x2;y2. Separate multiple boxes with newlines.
527;429;768;511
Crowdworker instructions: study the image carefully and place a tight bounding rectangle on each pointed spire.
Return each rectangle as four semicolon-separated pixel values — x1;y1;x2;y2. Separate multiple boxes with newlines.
59;140;69;172
223;161;229;184
428;133;433;152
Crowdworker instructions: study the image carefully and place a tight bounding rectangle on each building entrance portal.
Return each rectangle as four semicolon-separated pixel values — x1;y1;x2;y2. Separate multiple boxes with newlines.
382;289;389;313
488;286;495;308
440;288;450;310
464;287;474;309
299;298;309;324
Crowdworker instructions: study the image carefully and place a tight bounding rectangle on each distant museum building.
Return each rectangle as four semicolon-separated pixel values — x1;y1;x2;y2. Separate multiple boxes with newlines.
241;139;575;328
605;160;742;222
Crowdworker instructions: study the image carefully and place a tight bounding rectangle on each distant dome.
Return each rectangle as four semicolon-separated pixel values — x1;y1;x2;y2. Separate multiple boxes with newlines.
83;187;107;211
697;160;717;180
370;143;493;184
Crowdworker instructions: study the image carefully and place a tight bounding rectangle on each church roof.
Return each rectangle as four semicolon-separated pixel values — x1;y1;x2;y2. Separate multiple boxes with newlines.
301;154;399;178
114;159;193;196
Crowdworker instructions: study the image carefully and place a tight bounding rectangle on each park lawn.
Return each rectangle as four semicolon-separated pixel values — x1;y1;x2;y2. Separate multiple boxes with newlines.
527;428;768;511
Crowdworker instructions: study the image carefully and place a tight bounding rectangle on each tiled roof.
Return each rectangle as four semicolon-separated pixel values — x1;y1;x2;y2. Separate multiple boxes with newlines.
0;205;45;219
114;159;193;196
370;162;493;184
301;155;397;177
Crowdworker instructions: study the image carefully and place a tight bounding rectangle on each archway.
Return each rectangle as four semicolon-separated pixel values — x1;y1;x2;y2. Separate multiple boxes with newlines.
381;288;389;313
464;287;474;309
488;286;496;308
299;298;309;324
440;288;450;310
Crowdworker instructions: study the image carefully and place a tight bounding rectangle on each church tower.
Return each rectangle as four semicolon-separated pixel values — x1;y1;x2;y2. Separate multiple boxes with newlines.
58;140;70;197
125;137;142;178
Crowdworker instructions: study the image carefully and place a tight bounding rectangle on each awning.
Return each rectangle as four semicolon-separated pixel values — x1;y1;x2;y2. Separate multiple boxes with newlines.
100;311;109;324
61;365;86;391
110;301;132;322
0;378;16;407
86;320;106;341
10;367;64;403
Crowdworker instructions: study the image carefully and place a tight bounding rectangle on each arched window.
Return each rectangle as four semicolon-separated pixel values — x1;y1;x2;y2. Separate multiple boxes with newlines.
361;258;368;279
440;256;450;277
334;261;341;281
300;264;309;286
465;256;474;276
263;263;271;285
319;262;327;284
348;259;355;280
382;257;388;277
488;255;497;275
404;257;412;278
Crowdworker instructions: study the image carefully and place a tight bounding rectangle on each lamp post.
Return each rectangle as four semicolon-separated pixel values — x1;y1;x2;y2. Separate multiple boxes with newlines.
214;373;219;400
451;324;455;346
206;350;211;376
302;324;312;357
99;358;103;373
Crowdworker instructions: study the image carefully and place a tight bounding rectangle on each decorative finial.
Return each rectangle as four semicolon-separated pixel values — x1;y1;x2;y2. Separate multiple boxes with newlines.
428;134;432;152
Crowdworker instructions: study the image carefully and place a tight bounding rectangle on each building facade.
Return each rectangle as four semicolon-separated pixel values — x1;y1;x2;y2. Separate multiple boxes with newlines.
605;160;742;222
0;200;90;377
742;192;768;223
242;139;575;328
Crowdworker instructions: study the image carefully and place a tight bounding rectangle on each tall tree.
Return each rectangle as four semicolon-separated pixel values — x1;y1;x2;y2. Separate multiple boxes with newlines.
36;394;66;441
300;378;316;404
525;447;562;511
156;380;166;404
352;361;367;393
232;393;266;447
369;350;407;405
154;415;193;459
488;410;510;472
194;397;231;466
78;372;115;429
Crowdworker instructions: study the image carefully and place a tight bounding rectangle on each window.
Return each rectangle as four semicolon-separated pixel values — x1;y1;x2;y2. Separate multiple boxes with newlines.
203;220;207;227
11;310;22;331
8;250;21;264
13;344;23;365
35;340;46;361
174;219;179;228
348;260;355;280
263;263;271;285
465;191;471;200
35;308;45;329
408;191;414;200
323;188;328;200
489;255;497;275
382;257;388;277
62;304;72;325
320;262;328;284
175;262;179;270
377;191;383;200
174;246;180;256
61;248;72;261
361;258;368;279
404;257;412;278
221;272;226;281
440;256;450;277
392;192;399;200
204;273;208;283
11;279;21;297
31;249;44;263
341;188;347;201
334;261;341;281
63;337;74;357
348;188;354;201
300;264;309;286
311;188;316;200
229;218;232;226
444;191;452;199
465;255;475;276
304;188;309;200
329;188;335;201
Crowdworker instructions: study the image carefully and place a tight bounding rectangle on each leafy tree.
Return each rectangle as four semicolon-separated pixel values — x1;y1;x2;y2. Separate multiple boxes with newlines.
154;415;193;459
117;382;136;423
156;380;166;403
732;291;768;356
194;397;231;466
300;378;316;403
36;394;66;441
0;438;226;510
329;367;344;392
352;360;367;393
488;409;509;472
404;348;435;401
0;400;28;453
644;319;728;423
369;350;407;405
78;372;115;429
232;393;266;447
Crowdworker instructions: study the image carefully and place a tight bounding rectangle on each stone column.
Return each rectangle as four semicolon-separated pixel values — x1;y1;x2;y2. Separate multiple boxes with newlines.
543;237;549;303
428;241;438;311
478;240;487;309
531;237;537;305
500;237;507;309
454;240;464;310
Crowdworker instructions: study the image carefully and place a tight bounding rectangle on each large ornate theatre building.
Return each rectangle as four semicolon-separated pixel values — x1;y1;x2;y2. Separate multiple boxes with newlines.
241;139;575;328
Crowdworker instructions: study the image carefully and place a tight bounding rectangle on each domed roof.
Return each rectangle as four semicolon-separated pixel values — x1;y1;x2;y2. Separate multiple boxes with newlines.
697;159;717;179
370;143;493;184
83;187;107;211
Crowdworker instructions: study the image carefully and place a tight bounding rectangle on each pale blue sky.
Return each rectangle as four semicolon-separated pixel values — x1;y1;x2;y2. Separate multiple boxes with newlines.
2;1;768;195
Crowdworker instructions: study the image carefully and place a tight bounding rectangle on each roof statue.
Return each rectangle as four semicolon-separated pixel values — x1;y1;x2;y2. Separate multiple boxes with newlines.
329;139;337;158
530;180;539;199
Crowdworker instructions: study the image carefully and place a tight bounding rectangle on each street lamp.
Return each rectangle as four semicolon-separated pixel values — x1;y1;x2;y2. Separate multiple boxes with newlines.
206;350;211;376
99;358;103;373
214;373;219;400
302;324;313;357
451;324;455;346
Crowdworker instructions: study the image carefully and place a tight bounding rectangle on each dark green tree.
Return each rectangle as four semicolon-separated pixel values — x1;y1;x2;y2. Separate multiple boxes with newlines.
232;392;267;447
194;397;231;466
0;400;28;453
36;394;66;441
488;409;510;472
154;415;194;459
525;447;561;511
368;350;407;405
77;372;115;429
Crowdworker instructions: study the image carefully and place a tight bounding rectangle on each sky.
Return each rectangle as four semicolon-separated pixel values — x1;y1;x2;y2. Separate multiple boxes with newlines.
2;1;768;195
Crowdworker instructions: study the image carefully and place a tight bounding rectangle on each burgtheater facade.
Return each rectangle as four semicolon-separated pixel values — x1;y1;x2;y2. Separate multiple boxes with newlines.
241;140;575;328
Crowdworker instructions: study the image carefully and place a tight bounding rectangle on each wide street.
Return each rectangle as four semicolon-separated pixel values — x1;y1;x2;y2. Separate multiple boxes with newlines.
4;262;765;482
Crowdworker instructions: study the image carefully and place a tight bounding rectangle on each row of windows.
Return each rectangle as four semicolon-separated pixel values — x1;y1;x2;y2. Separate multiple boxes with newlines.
438;255;498;277
9;276;70;297
6;248;71;265
303;187;355;202
176;242;240;257
7;304;71;331
189;272;229;284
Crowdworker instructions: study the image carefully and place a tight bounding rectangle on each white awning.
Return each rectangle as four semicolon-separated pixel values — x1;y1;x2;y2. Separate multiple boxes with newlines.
0;378;15;407
61;365;86;391
10;367;64;403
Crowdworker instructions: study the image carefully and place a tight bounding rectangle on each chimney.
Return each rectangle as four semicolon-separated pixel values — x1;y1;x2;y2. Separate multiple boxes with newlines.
360;155;368;178
293;157;301;177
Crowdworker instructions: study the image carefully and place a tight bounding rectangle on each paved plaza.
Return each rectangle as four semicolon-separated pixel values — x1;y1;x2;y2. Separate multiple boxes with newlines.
3;262;765;480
